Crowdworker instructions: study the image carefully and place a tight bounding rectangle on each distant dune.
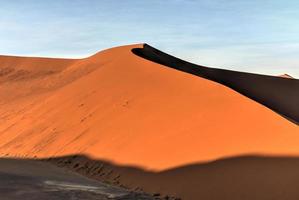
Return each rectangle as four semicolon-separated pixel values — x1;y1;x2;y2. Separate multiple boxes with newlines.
280;74;294;79
0;44;298;199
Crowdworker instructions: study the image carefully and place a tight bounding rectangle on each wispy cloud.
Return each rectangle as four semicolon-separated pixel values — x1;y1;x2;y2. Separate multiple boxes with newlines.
0;0;298;77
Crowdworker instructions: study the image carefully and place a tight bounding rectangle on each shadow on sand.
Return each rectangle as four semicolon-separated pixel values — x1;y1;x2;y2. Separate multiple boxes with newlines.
35;154;299;200
0;157;159;200
132;44;299;125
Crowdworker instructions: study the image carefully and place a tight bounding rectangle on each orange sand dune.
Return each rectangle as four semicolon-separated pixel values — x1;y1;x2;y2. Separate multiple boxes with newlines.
0;44;298;199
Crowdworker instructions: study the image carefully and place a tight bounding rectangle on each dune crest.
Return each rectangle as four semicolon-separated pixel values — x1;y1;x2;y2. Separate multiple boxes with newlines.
132;44;299;124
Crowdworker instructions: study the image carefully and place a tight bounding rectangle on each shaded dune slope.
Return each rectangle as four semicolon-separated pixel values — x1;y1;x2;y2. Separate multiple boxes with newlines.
280;74;294;79
132;44;299;124
0;44;299;199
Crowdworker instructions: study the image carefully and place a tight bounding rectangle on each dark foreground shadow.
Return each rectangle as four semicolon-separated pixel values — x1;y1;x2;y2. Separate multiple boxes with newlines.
0;157;158;200
38;154;299;200
132;44;299;125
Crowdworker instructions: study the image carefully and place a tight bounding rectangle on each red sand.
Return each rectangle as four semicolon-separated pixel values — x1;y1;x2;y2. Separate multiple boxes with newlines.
0;44;298;199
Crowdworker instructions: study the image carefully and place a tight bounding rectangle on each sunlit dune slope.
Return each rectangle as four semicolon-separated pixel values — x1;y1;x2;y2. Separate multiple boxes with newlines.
0;44;298;172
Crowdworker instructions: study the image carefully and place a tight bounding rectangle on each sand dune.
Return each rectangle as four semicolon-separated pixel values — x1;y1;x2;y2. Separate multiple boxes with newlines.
133;44;299;124
0;44;298;199
280;74;294;79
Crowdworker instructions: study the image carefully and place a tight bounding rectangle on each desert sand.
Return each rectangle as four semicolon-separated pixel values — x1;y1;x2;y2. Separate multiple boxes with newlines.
0;44;298;199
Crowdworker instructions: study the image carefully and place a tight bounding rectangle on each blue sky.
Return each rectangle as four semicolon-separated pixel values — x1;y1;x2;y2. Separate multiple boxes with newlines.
0;0;299;77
